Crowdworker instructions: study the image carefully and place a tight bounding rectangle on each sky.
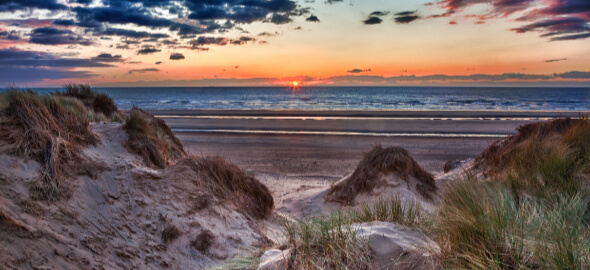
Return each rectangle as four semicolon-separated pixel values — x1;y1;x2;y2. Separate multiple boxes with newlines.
0;0;589;87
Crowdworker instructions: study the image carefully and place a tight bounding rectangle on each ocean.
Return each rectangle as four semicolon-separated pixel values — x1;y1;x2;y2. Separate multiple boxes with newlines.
7;86;590;111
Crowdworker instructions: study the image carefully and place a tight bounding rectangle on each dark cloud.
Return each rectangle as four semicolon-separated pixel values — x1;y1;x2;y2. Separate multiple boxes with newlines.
73;6;176;28
137;47;161;54
270;13;292;24
0;29;21;40
511;17;590;41
230;36;256;45
545;58;567;63
258;31;279;37
0;66;92;84
161;39;178;45
0;58;112;68
395;11;416;16
550;32;590;41
91;53;124;62
0;0;67;12
306;15;320;22
370;11;390;17
329;72;558;84
121;39;141;45
128;68;159;74
394;11;420;24
0;48;111;84
325;0;343;4
2;0;309;53
190;36;229;47
436;0;535;17
542;0;590;17
554;71;590;79
168;5;184;15
426;0;590;41
512;17;587;33
51;19;76;27
69;0;93;4
169;53;185;60
29;27;93;46
395;15;420;24
72;5;220;38
155;61;162;64
186;0;299;25
0;19;54;28
0;48;111;68
347;68;371;73
363;17;383;25
98;28;170;39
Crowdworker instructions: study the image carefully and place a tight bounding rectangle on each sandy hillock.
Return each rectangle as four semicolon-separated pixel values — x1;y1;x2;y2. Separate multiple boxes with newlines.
324;145;437;205
0;90;273;269
474;117;589;177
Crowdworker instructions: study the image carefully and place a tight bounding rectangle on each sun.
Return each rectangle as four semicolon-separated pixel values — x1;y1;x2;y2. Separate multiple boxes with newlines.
289;80;302;93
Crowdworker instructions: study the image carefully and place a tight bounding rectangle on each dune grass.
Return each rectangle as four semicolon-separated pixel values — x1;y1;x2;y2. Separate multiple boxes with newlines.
325;145;436;205
0;86;122;200
432;118;590;269
281;195;423;269
249;118;590;270
178;156;274;219
123;107;185;168
219;248;264;270
0;90;99;200
60;83;118;118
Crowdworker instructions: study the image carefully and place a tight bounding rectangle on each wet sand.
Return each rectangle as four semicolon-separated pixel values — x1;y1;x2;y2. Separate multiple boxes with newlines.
157;110;578;177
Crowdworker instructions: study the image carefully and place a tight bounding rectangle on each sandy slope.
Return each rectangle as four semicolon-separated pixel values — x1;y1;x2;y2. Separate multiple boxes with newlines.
0;123;271;269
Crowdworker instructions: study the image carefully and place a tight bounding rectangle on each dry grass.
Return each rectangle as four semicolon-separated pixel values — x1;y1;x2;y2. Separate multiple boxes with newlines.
161;224;182;244
178;156;274;219
432;117;590;269
220;248;264;270
325;145;436;205
0;90;98;200
192;230;215;253
475;118;586;177
59;83;118;118
275;118;590;270
282;195;423;269
123;107;185;168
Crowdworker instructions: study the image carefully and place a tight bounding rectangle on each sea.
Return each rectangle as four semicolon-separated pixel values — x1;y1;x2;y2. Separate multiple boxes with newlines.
6;86;590;111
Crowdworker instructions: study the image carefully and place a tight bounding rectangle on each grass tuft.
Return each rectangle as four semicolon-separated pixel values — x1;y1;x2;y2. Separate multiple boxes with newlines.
282;195;423;269
161;224;182;244
60;83;117;117
179;156;274;219
433;117;590;269
0;89;98;200
219;248;264;270
122;107;185;168
191;230;215;253
325;145;436;205
273;118;590;269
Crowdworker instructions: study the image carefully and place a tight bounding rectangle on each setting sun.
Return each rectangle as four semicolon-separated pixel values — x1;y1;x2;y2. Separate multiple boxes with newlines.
292;81;299;87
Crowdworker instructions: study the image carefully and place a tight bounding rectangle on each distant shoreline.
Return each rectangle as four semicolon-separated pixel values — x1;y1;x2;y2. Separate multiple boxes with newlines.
6;87;589;111
149;109;583;118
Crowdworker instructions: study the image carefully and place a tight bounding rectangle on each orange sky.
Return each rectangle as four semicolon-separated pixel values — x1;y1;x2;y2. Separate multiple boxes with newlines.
0;0;589;86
